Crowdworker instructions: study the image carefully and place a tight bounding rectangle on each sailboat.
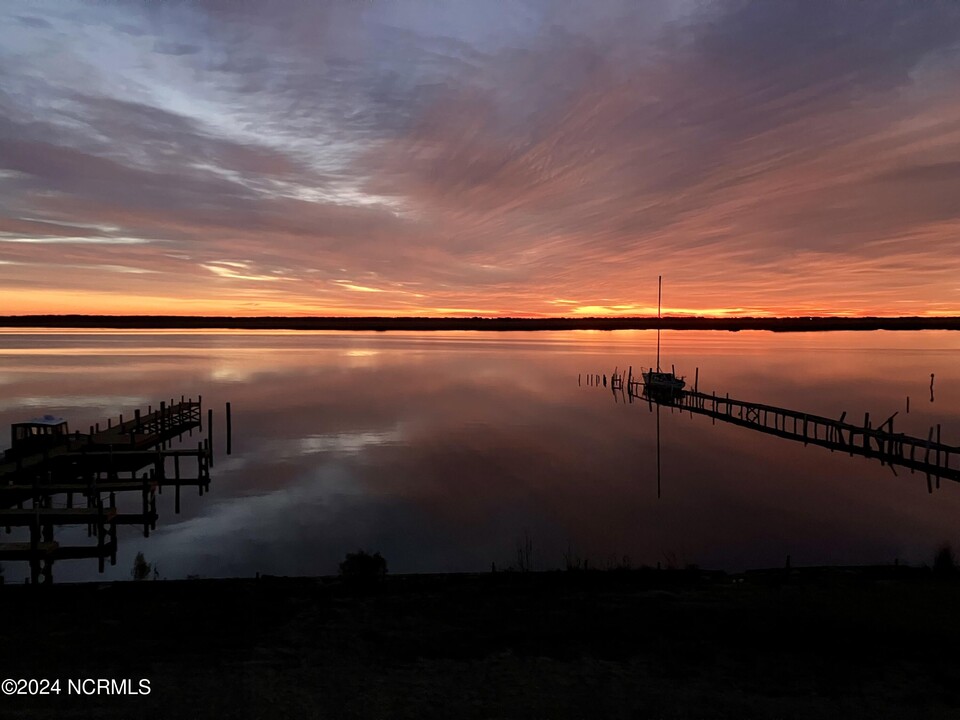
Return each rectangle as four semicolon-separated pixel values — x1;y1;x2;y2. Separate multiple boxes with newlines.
642;276;685;396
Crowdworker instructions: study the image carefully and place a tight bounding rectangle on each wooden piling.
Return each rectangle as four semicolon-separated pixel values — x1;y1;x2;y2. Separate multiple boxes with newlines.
160;401;167;450
142;484;150;538
97;501;105;573
207;409;214;468
226;402;232;455
201;441;209;491
880;412;897;433
936;424;941;468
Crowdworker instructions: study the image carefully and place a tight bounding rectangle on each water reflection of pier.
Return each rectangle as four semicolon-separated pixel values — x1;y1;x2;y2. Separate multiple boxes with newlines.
587;371;959;490
0;397;224;583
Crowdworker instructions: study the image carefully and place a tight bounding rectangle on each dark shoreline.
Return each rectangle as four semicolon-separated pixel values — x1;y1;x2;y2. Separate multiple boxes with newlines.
2;314;960;332
2;565;959;718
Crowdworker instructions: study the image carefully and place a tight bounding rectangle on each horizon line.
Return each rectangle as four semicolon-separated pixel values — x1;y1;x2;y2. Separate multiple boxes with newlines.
2;314;960;321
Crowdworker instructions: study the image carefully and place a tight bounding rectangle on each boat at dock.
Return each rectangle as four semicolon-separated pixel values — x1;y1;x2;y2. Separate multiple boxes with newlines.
642;276;685;396
5;415;70;461
642;369;685;393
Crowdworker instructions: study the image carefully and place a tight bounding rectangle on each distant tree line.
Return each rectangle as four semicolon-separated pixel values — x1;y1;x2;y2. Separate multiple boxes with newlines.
2;315;959;332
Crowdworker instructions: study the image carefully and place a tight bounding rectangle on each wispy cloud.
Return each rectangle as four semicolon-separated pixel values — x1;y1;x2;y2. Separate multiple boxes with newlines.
0;235;151;245
202;262;288;282
332;280;386;293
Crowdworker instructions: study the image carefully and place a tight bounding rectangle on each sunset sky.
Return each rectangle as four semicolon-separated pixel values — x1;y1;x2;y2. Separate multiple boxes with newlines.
1;0;959;317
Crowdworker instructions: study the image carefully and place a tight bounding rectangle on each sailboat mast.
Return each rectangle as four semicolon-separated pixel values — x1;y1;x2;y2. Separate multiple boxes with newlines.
656;275;662;372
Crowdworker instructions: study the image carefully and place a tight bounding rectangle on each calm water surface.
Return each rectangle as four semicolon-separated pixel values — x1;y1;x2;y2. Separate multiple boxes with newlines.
1;329;958;582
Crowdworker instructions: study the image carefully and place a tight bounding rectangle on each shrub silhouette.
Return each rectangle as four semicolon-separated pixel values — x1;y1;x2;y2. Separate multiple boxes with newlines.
131;552;152;581
933;544;957;578
339;550;387;586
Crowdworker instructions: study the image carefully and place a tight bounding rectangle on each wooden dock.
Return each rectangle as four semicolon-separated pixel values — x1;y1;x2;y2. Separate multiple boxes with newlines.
0;395;227;583
0;399;206;479
597;370;960;489
86;399;202;449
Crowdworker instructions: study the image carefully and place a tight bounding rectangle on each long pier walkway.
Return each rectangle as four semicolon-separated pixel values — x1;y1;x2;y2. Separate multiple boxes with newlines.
587;369;959;490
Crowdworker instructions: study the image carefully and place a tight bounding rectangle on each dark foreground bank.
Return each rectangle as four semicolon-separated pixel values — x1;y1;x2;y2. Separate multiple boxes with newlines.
1;566;959;719
2;315;960;332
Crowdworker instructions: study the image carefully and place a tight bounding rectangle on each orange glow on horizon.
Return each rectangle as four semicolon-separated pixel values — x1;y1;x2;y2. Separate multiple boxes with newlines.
1;289;956;319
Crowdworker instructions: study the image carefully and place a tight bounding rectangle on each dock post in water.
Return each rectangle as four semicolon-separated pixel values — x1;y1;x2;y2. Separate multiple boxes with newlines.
160;401;166;450
226;402;232;455
207;408;214;468
936;425;942;482
199;441;207;492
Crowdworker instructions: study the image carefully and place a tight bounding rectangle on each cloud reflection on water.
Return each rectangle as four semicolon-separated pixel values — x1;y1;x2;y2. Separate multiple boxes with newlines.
0;330;958;582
